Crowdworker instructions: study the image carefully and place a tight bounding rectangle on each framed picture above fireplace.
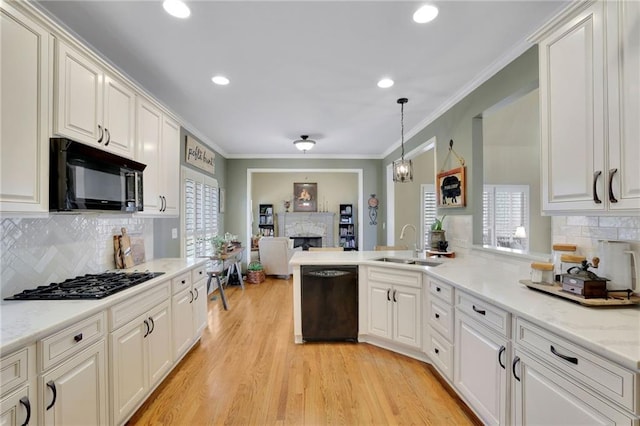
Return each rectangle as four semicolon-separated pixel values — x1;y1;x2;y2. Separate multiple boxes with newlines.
293;182;317;212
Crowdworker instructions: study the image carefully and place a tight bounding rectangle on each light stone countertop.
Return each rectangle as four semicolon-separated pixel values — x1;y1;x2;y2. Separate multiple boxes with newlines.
0;258;207;357
291;249;640;371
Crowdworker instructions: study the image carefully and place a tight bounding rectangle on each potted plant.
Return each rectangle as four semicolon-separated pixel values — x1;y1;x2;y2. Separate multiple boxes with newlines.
210;235;227;256
429;215;447;250
247;261;265;284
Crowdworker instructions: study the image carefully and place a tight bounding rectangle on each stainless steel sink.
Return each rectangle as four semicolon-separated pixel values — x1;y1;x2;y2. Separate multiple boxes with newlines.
372;257;441;267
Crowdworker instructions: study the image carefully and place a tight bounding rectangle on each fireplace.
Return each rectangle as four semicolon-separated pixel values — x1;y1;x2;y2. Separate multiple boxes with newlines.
290;235;322;251
276;212;335;247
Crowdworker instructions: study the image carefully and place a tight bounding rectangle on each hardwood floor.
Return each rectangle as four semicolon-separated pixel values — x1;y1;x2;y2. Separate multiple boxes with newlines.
127;277;477;425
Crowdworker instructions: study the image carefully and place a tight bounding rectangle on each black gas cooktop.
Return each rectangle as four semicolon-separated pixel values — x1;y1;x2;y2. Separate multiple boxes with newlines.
5;271;165;300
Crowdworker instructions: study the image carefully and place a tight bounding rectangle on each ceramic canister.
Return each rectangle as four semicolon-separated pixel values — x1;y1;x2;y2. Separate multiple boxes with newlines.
597;240;635;291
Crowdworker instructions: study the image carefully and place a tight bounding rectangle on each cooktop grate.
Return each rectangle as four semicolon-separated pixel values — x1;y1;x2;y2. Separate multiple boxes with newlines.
5;271;165;300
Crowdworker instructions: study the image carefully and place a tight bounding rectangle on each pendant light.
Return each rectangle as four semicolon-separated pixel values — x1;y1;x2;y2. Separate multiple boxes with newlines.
393;98;413;183
293;135;315;152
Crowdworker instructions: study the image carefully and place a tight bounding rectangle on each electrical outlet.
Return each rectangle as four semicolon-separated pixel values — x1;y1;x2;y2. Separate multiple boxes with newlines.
171;228;178;239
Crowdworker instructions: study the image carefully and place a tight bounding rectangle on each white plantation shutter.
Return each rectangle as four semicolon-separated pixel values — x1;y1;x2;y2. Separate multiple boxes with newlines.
182;167;219;260
421;184;437;249
483;185;529;250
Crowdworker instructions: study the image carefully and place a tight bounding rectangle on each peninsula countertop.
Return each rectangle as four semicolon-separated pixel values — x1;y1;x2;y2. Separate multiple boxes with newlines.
290;249;640;371
0;258;206;356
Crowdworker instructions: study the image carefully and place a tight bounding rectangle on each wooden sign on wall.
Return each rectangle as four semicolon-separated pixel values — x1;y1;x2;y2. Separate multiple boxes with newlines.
186;135;215;174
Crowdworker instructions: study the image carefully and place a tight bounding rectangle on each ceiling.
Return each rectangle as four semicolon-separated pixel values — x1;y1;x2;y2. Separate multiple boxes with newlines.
36;1;568;159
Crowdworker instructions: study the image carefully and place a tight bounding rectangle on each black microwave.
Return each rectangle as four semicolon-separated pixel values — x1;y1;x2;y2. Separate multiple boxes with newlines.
49;138;146;212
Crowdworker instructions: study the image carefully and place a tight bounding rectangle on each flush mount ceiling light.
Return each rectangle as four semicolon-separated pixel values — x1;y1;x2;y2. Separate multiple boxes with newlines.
377;78;394;88
293;135;316;153
413;4;439;23
211;75;230;85
393;98;413;183
163;0;190;18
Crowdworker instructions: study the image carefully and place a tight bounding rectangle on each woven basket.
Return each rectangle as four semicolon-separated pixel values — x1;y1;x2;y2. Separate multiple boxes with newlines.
247;270;265;284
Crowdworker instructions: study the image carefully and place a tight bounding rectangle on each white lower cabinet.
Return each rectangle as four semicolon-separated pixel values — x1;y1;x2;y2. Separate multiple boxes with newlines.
171;265;208;360
367;267;422;349
0;346;37;426
454;312;509;425
40;340;107;426
109;280;173;425
426;276;455;381
512;349;636;425
110;299;172;424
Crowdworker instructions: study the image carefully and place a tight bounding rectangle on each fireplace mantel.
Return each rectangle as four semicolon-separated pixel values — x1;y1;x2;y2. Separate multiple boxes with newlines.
276;212;335;247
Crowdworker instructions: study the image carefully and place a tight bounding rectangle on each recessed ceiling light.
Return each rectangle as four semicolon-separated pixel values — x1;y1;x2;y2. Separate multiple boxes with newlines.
211;75;230;85
413;4;439;23
377;78;394;89
163;0;190;19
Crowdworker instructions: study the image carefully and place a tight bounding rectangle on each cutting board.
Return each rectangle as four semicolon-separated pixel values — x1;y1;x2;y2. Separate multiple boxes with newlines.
119;227;135;268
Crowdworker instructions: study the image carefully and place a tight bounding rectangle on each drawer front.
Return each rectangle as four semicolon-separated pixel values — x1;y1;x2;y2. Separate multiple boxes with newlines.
172;271;192;294
515;318;636;412
428;298;454;342
428;327;453;381
191;264;206;284
39;311;105;371
110;281;171;330
0;346;31;396
367;267;421;289
429;277;454;304
456;291;509;337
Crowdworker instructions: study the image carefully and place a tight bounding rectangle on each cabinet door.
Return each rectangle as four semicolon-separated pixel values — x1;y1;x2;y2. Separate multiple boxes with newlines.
454;313;508;426
1;385;34;426
172;289;194;360
540;2;606;212
368;282;392;340
136;96;163;213
193;280;208;337
110;318;147;424
0;3;50;212
146;301;173;388
103;74;135;158
393;285;421;348
512;350;635;425
161;115;181;215
55;40;103;145
41;340;107;426
607;1;640;211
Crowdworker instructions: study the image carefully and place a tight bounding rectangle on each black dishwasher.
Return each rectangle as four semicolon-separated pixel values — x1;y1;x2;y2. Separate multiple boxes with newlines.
301;265;358;342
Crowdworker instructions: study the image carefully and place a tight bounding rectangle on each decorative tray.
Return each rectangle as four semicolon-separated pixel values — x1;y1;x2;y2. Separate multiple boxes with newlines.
519;280;640;307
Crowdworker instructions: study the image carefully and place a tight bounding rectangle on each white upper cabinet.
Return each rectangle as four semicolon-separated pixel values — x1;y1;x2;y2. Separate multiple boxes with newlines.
0;1;51;212
606;1;640;211
136;96;180;216
55;39;135;158
538;1;640;214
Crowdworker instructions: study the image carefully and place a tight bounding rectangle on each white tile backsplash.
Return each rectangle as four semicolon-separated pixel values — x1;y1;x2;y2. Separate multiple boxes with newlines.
1;215;153;299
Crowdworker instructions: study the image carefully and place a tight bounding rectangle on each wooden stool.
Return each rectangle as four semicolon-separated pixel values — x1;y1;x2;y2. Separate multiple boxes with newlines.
206;271;228;310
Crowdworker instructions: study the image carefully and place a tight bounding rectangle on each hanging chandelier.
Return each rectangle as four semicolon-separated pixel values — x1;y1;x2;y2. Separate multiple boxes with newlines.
393;98;413;183
293;135;315;152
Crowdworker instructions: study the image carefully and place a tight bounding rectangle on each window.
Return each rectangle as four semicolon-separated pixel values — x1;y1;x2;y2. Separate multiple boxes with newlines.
483;185;529;251
182;167;219;259
421;184;437;250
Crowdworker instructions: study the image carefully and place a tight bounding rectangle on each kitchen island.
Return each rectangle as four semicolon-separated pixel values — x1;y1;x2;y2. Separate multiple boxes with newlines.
291;248;640;424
